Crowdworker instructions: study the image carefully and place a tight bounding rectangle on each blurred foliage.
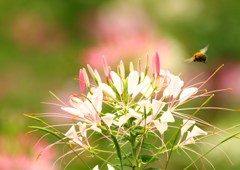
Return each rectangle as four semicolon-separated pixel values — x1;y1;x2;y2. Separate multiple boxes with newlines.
144;0;240;61
0;0;239;169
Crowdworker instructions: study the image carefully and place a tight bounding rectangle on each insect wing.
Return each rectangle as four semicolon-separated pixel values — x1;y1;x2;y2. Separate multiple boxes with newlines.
184;57;193;63
200;45;209;54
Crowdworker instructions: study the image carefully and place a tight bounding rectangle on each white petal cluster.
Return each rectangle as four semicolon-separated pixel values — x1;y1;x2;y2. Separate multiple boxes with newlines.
61;58;202;148
175;119;208;146
163;75;184;99
181;119;196;136
31;52;230;170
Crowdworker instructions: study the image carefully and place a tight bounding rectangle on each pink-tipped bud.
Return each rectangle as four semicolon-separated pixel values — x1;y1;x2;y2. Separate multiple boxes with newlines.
79;69;85;93
155;52;160;76
102;56;112;83
107;66;112;79
82;68;90;88
106;66;112;84
102;55;108;77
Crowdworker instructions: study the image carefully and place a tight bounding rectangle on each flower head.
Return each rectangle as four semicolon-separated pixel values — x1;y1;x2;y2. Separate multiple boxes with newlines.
60;53;210;155
28;53;237;169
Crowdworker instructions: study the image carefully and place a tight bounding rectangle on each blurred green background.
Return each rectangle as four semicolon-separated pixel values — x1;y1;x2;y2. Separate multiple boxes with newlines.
0;0;239;169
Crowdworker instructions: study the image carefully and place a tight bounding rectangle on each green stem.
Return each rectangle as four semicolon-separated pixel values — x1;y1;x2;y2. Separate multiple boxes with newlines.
130;132;141;170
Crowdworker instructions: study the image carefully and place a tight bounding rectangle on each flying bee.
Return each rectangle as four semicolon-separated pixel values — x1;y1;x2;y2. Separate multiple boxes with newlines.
184;45;208;63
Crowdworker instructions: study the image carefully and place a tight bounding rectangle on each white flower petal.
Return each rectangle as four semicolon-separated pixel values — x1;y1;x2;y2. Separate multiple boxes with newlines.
191;125;208;137
184;131;195;145
160;110;175;123
94;69;102;83
154;120;168;135
181;119;195;136
172;76;184;98
77;122;87;137
92;165;99;170
89;87;103;112
129;108;142;120
107;164;115;170
141;115;154;126
69;95;83;108
132;75;153;98
115;114;131;127
152;99;165;117
61;107;84;117
136;100;151;113
140;76;153;98
102;113;115;128
128;71;139;95
90;124;102;133
81;100;96;115
142;87;153;98
180;121;201;146
100;83;116;99
132;82;148;99
65;125;76;139
163;75;184;98
160;69;168;77
65;125;83;146
179;87;198;104
110;71;123;95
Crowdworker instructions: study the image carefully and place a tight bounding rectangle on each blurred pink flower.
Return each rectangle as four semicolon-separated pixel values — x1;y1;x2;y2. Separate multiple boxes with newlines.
82;2;183;69
0;135;58;170
216;62;240;101
0;155;57;170
84;34;171;69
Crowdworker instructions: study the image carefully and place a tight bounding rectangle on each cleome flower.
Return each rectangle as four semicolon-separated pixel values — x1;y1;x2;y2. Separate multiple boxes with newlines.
27;52;238;170
61;53;206;139
60;53;210;165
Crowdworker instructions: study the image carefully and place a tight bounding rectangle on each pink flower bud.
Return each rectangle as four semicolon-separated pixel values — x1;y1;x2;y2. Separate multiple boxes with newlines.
79;69;85;93
155;52;160;76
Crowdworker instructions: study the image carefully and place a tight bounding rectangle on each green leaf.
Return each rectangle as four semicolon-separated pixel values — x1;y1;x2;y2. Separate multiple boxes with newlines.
142;142;157;150
145;168;162;170
29;126;62;139
142;155;159;163
134;125;145;130
111;135;123;170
